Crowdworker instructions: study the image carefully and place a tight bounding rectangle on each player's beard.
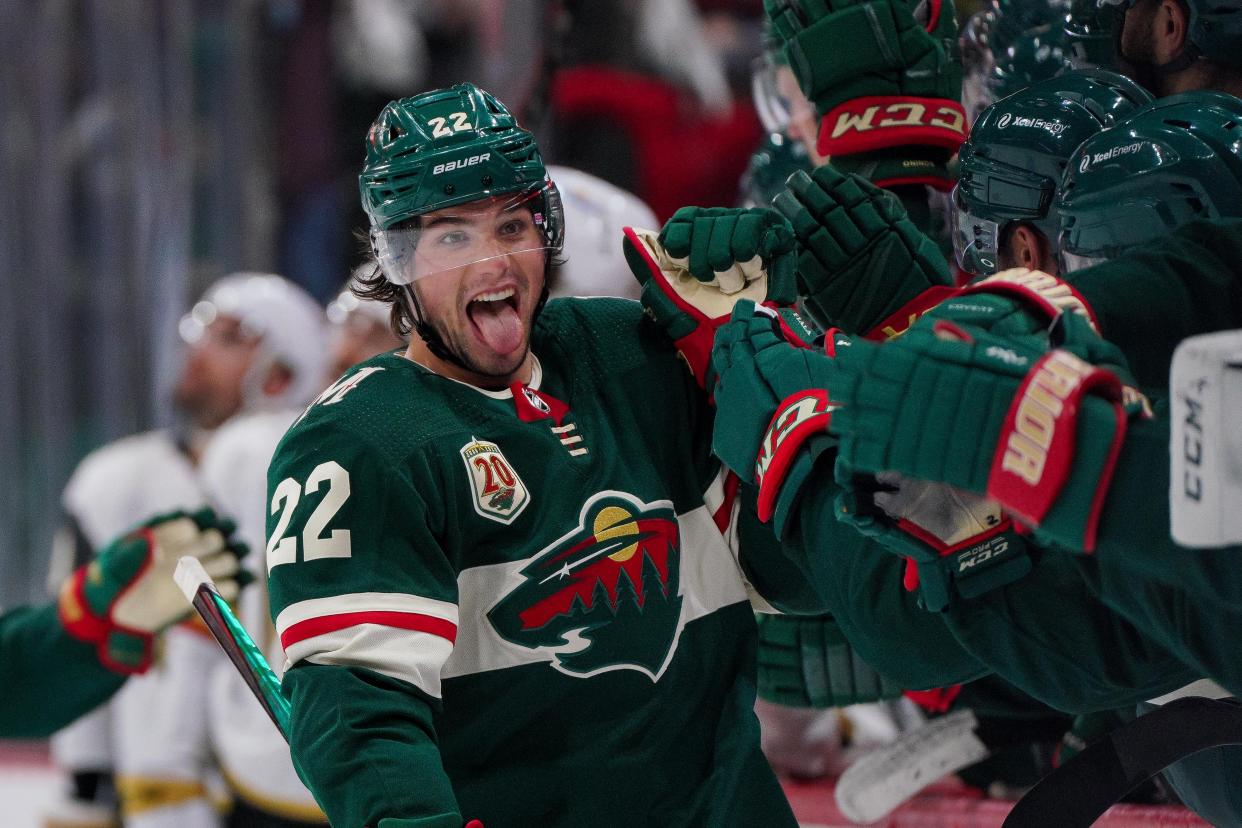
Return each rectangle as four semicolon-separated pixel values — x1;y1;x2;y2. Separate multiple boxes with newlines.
1114;4;1164;96
410;278;539;383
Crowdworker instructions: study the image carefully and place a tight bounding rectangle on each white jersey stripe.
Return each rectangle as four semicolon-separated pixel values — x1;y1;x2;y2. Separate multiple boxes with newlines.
285;624;454;698
275;592;458;639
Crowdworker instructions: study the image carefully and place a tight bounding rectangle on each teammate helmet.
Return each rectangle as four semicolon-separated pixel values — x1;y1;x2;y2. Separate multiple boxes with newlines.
738;132;812;208
962;0;1073;124
360;83;564;286
1064;0;1119;70
1059;90;1242;267
952;69;1152;275
179;272;328;411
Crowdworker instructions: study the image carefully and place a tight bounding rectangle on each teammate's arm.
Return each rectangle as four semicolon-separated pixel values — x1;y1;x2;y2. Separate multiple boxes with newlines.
1068;217;1242;390
267;423;463;828
0;509;246;738
0;603;125;738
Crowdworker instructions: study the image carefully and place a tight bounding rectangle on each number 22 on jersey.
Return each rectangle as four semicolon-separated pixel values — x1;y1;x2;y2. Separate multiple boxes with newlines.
267;460;352;572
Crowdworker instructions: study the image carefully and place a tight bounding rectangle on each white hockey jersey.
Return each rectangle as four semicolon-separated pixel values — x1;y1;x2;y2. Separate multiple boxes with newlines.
49;430;221;828
199;410;326;822
547;165;657;301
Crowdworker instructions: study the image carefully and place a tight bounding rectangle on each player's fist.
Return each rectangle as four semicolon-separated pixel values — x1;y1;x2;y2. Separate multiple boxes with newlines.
58;507;250;673
658;206;797;298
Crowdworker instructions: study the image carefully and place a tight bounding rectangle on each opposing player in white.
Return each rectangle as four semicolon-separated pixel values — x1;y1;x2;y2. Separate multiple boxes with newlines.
45;273;325;828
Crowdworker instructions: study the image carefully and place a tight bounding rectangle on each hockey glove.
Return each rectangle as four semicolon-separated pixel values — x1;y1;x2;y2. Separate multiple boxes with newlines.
774;165;955;337
58;508;250;674
658;206;798;298
765;0;966;181
829;316;1133;575
711;301;844;537
757;612;903;708
623;215;816;391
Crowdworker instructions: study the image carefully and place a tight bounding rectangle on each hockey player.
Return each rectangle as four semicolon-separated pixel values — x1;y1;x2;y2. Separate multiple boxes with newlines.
264;83;822;828
47;273;326;828
1106;0;1242;96
170;274;330;828
701;92;1242;823
326;269;405;381
1;508;246;740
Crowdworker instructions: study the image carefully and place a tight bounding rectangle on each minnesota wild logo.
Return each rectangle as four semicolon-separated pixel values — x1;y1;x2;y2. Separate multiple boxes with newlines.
487;491;683;681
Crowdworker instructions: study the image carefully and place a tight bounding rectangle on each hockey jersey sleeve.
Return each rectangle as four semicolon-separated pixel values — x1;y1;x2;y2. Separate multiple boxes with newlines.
0;602;125;738
266;420;463;828
1068;218;1242;392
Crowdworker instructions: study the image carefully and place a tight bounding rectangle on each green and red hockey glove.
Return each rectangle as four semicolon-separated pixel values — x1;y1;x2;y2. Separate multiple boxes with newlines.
765;0;966;186
711;301;845;537
757;612;903;708
774;165;956;337
623;210;817;391
829;315;1135;576
58;508;250;674
658;206;798;298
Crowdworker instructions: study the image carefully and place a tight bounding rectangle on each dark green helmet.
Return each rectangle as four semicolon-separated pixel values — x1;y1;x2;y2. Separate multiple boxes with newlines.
962;1;1074;124
1064;0;1120;70
359;82;563;247
1059;90;1242;265
738;132;812;208
952;69;1152;275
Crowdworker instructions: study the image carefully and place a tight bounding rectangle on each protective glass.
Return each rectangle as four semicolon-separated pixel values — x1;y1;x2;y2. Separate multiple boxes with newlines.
1059;248;1111;273
371;184;561;285
751;55;793;135
950;184;1001;276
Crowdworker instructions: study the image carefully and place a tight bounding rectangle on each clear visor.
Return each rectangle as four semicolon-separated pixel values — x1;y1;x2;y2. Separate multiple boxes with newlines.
1059;248;1110;273
371;186;558;285
950;184;1001;276
751;55;793;135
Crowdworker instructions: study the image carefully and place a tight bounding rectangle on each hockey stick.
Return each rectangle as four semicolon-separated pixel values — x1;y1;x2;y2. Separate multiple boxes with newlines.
174;556;291;741
1003;696;1242;827
834;708;990;822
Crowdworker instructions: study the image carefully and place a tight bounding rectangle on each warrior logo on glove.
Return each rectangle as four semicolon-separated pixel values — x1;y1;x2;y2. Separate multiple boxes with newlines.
488;492;683;681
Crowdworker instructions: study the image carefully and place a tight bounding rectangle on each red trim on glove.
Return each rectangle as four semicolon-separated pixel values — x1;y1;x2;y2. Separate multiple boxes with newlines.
988;350;1126;547
622;226;728;390
755;389;834;523
58;565;110;644
863;285;959;341
962;270;1101;332
872;174;955;193
904;684;962;714
817;96;967;157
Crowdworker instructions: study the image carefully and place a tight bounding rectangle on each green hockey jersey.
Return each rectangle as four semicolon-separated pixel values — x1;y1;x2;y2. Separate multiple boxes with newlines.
266;298;802;828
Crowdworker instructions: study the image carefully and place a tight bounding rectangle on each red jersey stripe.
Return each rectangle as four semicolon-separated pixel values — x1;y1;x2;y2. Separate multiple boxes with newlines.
280;610;458;650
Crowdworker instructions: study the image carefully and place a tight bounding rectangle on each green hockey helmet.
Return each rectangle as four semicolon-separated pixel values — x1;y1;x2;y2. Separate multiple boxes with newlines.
360;83;564;285
1059;90;1242;269
1100;0;1242;69
951;69;1151;275
962;1;1073;125
738;132;812;208
1064;0;1120;70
